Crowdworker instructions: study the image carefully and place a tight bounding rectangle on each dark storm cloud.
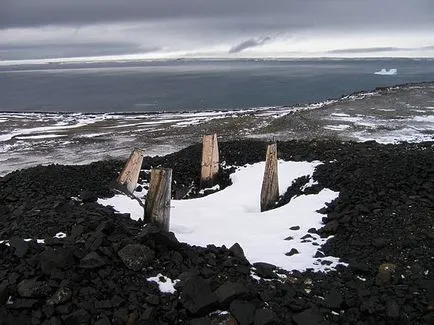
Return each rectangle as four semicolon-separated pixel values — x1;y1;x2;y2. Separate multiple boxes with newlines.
0;43;156;60
328;47;402;54
0;0;433;60
229;37;271;54
1;0;433;29
328;45;434;54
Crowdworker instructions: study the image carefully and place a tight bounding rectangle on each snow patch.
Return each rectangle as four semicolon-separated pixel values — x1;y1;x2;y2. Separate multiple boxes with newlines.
147;274;180;294
98;194;144;221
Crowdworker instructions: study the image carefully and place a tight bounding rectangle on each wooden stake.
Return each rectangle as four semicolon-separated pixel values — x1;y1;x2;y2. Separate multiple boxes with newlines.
201;134;219;187
260;143;279;212
115;148;145;195
144;168;172;231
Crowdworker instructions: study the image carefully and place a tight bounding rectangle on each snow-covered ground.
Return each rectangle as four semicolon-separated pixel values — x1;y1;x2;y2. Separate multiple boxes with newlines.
98;160;345;273
1;83;433;177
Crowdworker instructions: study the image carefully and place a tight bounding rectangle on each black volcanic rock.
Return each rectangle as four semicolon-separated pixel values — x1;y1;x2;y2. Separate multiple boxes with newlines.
292;308;323;325
285;248;299;256
9;237;29;257
46;287;72;305
230;300;256;325
117;244;155;271
214;281;250;305
0;140;433;324
180;275;218;315
17;278;51;298
254;308;278;325
79;252;106;269
253;262;277;279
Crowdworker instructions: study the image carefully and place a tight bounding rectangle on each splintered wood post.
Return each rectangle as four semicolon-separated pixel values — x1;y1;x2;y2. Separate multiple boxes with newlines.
260;143;279;212
144;168;172;231
115;148;145;195
201;133;219;187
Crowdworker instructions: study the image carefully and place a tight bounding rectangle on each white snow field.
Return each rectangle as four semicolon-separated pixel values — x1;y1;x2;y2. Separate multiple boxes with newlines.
98;160;346;273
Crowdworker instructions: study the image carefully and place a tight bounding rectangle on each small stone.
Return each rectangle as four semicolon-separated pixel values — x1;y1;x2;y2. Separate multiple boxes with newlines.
254;308;278;325
230;300;255;325
190;317;213;325
372;238;387;249
349;262;371;275
46;287;72;305
146;294;160;305
229;243;246;259
0;283;9;305
180;275;218;316
63;309;90;324
307;228;317;234
252;262;277;279
284;236;294;241
290;226;300;230
320;220;339;234
118;244;155;271
8;299;38;309
386;300;400;318
40;247;75;274
325;288;343;309
43;317;63;325
285;249;299;256
214;281;249;305
79;252;106;269
17;278;51;298
56;304;72;314
9;237;29;257
79;190;98;203
94;316;111;325
375;263;396;285
95;299;112;309
292;308;323;325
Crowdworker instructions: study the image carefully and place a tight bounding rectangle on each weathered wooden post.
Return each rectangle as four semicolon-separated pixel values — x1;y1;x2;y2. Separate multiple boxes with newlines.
201;133;219;187
144;168;172;231
115;148;145;195
260;142;279;212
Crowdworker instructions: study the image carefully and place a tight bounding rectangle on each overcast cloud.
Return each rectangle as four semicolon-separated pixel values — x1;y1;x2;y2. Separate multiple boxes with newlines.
0;0;433;62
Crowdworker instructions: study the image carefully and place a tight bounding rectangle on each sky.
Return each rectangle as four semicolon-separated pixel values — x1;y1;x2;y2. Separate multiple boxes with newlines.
0;0;433;63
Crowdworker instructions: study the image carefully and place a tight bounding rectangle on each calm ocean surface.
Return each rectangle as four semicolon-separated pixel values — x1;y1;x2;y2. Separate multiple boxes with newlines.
0;59;433;113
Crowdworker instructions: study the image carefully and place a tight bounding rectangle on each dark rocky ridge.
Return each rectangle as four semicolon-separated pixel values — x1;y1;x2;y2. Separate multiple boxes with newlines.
0;140;433;324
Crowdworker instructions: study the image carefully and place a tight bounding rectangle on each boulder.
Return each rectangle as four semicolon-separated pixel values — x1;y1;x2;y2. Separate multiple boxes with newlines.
79;252;106;269
254;308;278;325
229;300;255;325
17;278;51;298
180;275;218;316
118;244;155;271
292;308;323;325
285;249;299;256
46;287;72;305
214;281;250;305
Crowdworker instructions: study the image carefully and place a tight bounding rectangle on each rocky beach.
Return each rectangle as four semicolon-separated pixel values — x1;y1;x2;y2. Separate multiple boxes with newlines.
0;139;433;324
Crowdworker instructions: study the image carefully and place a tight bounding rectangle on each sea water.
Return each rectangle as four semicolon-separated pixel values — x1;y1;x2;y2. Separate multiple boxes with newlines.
0;58;433;113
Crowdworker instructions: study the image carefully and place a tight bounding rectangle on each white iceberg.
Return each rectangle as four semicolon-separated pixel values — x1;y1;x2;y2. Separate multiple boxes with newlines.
374;68;397;75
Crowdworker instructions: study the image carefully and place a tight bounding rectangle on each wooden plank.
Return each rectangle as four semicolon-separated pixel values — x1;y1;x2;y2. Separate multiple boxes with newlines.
201;134;219;187
260;143;279;212
115;148;145;195
144;168;172;231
